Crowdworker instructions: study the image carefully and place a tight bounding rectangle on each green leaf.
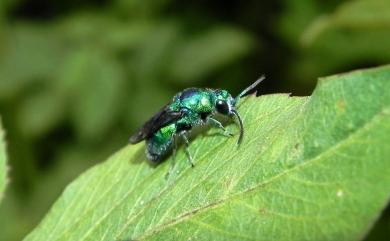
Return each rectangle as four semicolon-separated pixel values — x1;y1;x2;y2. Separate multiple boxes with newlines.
301;0;390;46
277;0;323;46
25;66;390;241
60;49;126;141
0;117;7;201
113;0;173;17
169;27;254;83
16;90;66;139
283;0;390;85
0;25;66;100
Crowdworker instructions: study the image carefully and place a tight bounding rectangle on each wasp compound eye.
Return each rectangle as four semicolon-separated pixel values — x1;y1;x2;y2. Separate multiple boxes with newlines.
216;100;229;114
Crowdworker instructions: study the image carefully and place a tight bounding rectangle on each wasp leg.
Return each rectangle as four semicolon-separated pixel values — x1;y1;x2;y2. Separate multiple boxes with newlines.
166;134;178;179
180;132;194;167
208;117;233;137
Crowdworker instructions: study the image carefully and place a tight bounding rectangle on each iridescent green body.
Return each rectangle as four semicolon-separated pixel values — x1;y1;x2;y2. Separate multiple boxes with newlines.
146;123;177;161
146;88;229;161
129;77;264;169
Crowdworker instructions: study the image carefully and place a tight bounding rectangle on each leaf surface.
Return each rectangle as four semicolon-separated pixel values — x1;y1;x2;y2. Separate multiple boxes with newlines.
25;66;390;241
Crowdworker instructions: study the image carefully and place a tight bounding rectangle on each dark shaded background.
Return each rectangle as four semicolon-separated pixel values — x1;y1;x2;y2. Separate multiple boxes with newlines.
0;0;389;240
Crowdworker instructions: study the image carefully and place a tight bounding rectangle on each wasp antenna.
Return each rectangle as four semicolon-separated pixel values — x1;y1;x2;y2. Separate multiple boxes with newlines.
235;75;265;104
232;109;244;146
239;75;265;98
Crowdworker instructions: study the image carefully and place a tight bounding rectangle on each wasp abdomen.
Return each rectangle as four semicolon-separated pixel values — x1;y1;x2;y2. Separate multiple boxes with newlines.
146;138;173;162
145;123;176;163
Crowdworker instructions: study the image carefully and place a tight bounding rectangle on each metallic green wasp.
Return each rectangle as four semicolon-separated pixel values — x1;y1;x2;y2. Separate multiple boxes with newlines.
129;77;264;172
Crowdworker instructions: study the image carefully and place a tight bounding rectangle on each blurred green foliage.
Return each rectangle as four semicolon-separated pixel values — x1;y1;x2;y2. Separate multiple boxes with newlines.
0;119;6;201
0;0;389;240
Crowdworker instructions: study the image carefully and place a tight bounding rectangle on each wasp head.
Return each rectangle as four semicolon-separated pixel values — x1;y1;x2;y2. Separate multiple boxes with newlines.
212;89;244;144
213;89;235;116
212;76;264;145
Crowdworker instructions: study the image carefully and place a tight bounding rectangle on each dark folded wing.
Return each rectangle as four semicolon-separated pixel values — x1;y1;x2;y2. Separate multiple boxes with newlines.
129;105;182;144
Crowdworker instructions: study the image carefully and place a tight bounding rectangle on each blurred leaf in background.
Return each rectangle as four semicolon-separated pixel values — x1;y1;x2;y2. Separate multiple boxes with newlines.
278;0;390;90
0;0;389;240
0;118;7;201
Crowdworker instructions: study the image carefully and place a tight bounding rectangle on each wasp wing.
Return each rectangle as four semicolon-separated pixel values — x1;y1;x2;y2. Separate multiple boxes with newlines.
129;105;183;144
